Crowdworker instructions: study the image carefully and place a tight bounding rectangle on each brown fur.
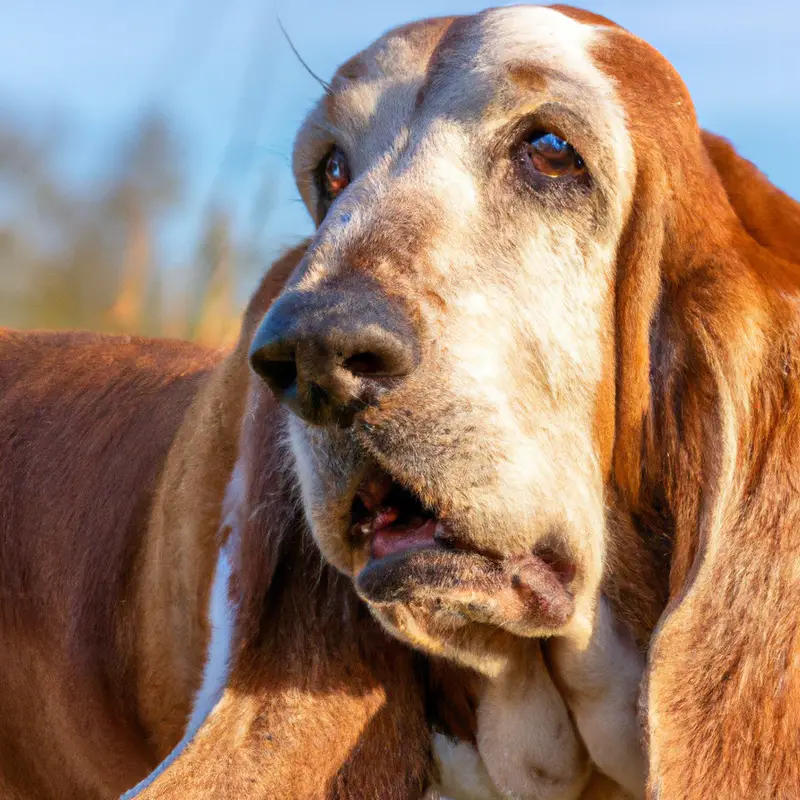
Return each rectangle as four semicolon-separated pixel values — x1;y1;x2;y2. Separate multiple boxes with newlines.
0;243;464;798
0;329;215;797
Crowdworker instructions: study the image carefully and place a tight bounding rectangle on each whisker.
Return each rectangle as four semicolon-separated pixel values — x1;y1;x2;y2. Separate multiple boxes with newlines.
277;17;333;96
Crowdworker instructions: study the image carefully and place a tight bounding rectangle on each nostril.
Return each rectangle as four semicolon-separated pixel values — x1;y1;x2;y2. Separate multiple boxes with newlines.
250;349;298;395
265;359;298;393
343;351;390;376
341;334;416;380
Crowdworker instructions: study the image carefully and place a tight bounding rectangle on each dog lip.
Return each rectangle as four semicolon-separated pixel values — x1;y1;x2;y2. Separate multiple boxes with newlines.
348;468;577;632
356;547;575;632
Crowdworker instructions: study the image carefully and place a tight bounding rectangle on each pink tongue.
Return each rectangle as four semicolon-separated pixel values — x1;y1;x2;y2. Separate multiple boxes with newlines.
372;518;437;560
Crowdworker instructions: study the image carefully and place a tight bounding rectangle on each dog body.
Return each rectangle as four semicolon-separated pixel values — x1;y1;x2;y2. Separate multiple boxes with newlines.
0;247;445;799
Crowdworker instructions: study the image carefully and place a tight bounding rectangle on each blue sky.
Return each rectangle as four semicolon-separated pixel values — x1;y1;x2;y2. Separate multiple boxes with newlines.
1;0;798;288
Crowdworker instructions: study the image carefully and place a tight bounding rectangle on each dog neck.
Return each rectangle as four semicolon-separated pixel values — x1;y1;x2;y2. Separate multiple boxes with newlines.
126;243;446;799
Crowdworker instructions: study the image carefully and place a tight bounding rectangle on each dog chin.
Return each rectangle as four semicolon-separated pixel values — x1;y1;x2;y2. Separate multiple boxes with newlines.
362;592;533;677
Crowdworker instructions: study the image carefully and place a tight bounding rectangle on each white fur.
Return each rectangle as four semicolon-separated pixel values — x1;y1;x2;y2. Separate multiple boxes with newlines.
120;463;243;798
549;599;646;798
483;7;602;88
434;734;505;800
184;547;235;735
477;646;590;800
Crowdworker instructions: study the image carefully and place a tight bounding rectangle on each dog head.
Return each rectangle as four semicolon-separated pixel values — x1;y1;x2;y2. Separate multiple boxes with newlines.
249;6;712;673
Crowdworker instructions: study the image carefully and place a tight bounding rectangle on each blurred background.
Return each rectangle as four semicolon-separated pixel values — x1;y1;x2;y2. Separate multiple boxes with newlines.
1;0;797;347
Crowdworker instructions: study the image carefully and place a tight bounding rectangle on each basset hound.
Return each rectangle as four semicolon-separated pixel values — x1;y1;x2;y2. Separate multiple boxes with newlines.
1;6;798;800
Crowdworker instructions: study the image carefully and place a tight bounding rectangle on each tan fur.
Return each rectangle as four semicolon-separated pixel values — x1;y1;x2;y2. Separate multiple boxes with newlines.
582;24;800;800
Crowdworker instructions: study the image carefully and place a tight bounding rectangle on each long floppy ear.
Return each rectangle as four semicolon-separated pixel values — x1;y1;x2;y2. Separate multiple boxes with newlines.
611;165;666;508
641;134;800;797
703;130;800;264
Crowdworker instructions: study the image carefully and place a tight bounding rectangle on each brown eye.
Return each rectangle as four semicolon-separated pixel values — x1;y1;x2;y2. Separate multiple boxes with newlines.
322;147;350;198
524;132;586;179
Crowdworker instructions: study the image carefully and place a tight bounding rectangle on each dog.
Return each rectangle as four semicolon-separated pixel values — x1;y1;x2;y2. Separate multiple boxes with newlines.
1;5;798;799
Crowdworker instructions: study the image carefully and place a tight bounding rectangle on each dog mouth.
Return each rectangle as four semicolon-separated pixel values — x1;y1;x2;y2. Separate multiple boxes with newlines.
350;471;441;560
348;468;577;634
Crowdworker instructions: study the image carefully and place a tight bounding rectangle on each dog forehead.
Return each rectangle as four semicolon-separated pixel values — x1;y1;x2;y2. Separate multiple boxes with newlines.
332;16;456;85
342;6;606;104
414;6;618;125
460;6;600;79
322;6;632;165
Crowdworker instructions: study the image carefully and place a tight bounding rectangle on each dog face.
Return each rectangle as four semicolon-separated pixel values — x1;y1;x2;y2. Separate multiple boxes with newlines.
250;6;689;673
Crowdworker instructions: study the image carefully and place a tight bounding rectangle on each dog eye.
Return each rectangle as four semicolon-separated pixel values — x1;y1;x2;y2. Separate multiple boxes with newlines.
321;147;350;199
524;132;586;179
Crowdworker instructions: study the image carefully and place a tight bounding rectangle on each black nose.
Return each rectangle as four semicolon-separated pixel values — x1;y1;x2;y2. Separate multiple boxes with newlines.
249;279;418;426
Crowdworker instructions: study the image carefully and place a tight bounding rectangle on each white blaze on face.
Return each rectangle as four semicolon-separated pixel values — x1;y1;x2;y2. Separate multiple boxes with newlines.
411;120;481;212
396;6;634;627
482;7;598;79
